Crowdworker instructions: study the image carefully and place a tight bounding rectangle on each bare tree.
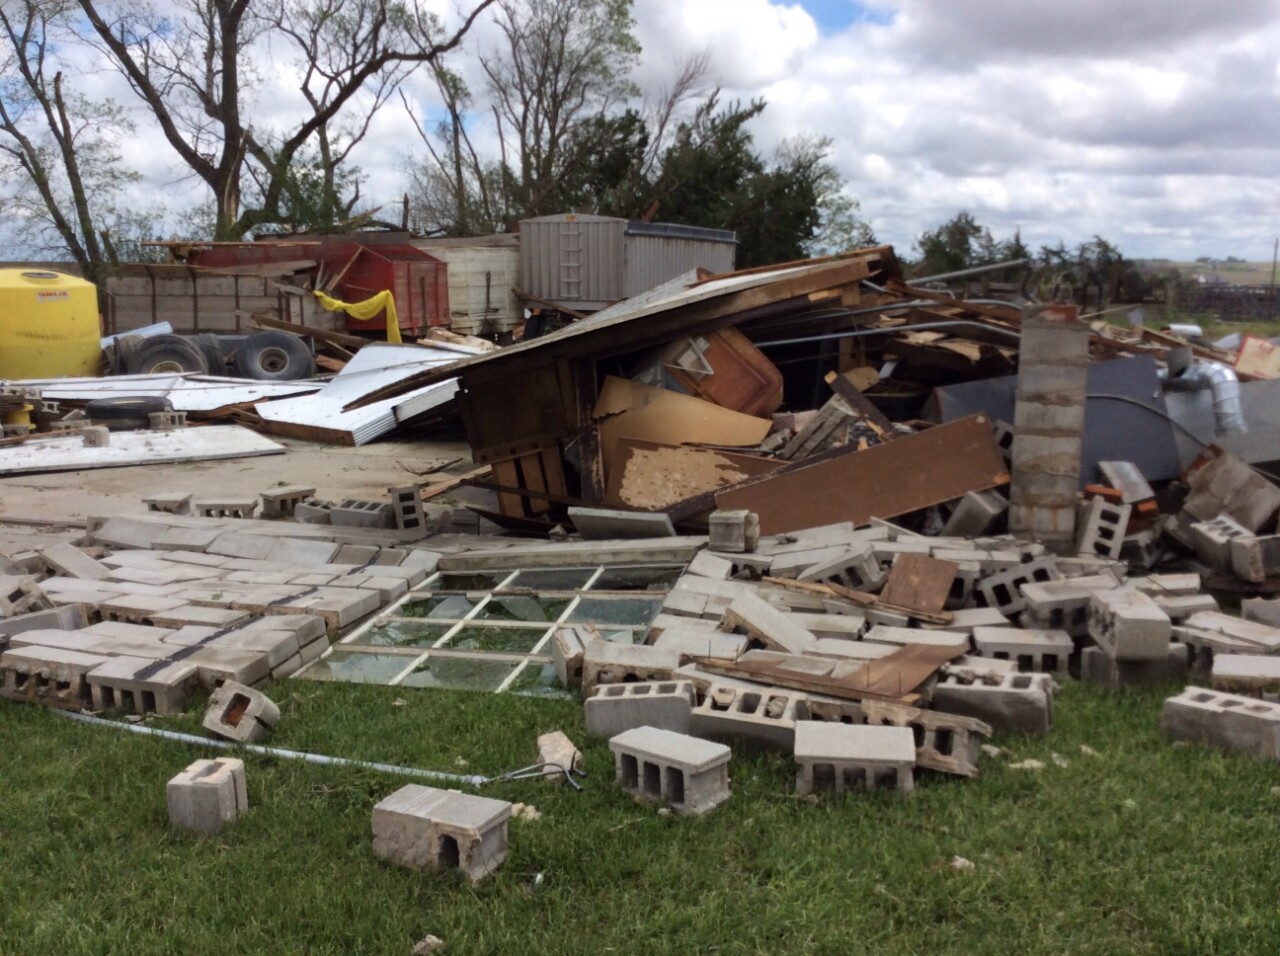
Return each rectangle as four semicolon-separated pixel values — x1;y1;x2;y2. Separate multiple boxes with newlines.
0;1;154;285
75;0;497;239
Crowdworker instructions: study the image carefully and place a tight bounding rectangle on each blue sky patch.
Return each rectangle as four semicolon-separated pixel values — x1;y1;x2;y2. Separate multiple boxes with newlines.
795;0;895;34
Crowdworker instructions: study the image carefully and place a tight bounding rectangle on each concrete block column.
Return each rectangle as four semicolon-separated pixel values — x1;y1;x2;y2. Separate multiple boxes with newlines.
1008;306;1089;553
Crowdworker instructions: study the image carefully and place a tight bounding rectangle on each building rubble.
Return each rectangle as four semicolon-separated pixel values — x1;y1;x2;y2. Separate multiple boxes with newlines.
3;242;1280;876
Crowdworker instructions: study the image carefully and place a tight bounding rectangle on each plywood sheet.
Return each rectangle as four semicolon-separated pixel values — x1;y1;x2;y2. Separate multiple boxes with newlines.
594;376;771;478
605;438;782;510
715;414;1009;535
1235;334;1280;379
878;553;959;616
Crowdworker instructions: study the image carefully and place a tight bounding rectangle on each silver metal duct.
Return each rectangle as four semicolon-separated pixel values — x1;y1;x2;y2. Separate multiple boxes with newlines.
1161;361;1247;435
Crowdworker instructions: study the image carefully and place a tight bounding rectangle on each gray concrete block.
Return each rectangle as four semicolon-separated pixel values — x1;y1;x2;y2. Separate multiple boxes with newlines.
569;506;676;540
372;785;511;882
608;726;731;815
1075;496;1131;560
1;645;110;709
1242;598;1280;628
330;499;395;529
932;671;1056;736
202;680;280;742
1088;588;1171;661
167;758;248;834
708;510;760;554
977;557;1062;615
39;542;110;581
719;592;818;655
685;551;736;581
1211;654;1280;697
581;641;680;697
536;730;582;780
0;604;90;640
585;680;695;738
652;629;747;661
1080;643;1188;689
690;683;804;751
971;626;1073;674
259;485;316;519
1161;687;1280;760
794;723;915;795
941;489;1008;538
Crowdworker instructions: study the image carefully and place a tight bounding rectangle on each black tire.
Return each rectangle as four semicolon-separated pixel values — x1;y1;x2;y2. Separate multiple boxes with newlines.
194;332;226;375
86;395;174;432
232;330;315;381
125;334;207;375
110;334;144;375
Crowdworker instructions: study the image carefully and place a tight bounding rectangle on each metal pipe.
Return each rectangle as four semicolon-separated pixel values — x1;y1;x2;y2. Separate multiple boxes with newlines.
755;320;1023;349
912;257;1033;285
1159;362;1247;435
58;710;489;787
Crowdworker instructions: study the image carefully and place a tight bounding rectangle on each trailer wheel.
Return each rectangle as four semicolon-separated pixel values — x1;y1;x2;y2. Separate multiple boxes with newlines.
86;396;174;431
125;334;208;375
194;333;227;375
232;330;315;381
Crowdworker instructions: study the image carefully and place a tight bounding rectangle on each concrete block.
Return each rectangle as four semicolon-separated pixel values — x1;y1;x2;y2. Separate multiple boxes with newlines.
0;604;90;640
977;557;1061;615
1020;573;1122;635
718;592;818;655
372;785;511;882
333;544;379;566
971;626;1073;674
856;698;991;778
1242;598;1280;628
785;611;866;640
691;683;805;751
294;499;334;524
569;506;676;540
143;492;192;514
98;593;192;626
1080;643;1188;689
941;489;1008;538
152;526;224;552
685;551;736;581
707;510;760;554
202;680;280;741
192;497;258;519
260;485;317;519
767;546;846;579
0;575;50;618
386;485;426;534
932;671;1056;735
206;532;278;561
1088;588;1171;661
797;544;886;591
581;641;680;697
1160;687;1280;760
1211;654;1280;697
167;758;248;834
1;645;110;709
40;542;110;581
87;656;200;714
400;549;442;576
1230;534;1280;584
1075;496;1131;559
551;625;598;689
794;722;915;795
330;499;395;529
608;726;731;815
1131;573;1205;597
148;410;187;430
652;629;748;661
265;537;341;567
271;587;382;635
1150;593;1218;623
81;425;109;447
1190;515;1252;573
922;607;1009;635
863;625;970;650
1177;611;1280;654
585;680;695;738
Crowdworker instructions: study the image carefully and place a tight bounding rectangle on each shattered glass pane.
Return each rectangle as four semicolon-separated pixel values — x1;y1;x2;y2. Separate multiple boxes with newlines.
504;567;595;590
472;595;571;623
440;625;549;654
431;572;512;591
564;597;664;627
302;650;413;684
359;621;453;648
508;661;576;699
398;594;478;620
399;655;522;692
590;565;685;591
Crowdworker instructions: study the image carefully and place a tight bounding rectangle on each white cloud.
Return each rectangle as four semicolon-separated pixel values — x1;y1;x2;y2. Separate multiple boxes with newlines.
24;0;1280;262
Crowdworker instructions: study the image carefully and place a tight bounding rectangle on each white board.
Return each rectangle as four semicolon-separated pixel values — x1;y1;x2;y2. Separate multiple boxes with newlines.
0;425;285;475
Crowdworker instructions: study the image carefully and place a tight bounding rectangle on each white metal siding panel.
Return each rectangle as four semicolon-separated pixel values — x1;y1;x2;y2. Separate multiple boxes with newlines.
622;236;736;297
432;246;521;335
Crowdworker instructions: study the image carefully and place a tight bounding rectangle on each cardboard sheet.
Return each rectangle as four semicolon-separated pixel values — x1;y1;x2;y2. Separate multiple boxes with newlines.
605;438;781;510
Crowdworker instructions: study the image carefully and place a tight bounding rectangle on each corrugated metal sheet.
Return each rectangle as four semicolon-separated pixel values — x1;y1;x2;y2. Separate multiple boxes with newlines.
520;214;737;311
623;235;735;297
17;373;321;410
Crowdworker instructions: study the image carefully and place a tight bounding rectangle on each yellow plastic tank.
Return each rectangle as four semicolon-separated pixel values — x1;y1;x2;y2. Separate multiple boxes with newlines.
0;269;102;379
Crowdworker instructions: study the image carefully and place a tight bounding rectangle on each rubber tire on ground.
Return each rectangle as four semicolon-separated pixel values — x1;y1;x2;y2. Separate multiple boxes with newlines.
232;330;315;381
125;334;208;375
85;395;174;432
194;332;226;375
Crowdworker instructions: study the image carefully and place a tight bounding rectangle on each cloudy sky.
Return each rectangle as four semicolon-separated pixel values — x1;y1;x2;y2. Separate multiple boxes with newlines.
105;0;1280;260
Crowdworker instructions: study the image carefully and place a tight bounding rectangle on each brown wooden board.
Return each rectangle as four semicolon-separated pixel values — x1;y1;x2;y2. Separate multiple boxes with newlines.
715;414;1009;535
605;438;782;510
877;553;959;616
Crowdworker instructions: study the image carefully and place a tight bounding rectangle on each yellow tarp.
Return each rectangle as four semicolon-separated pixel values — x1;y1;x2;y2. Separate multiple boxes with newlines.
313;289;402;343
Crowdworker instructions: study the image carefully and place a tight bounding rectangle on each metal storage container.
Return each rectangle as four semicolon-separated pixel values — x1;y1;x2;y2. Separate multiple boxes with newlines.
0;269;102;378
413;236;521;337
519;214;736;312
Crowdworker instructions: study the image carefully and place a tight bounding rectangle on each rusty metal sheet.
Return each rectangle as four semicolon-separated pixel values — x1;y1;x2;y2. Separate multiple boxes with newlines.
715;414;1009;535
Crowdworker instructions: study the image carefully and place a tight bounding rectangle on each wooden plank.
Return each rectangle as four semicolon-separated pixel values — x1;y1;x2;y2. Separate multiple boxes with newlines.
489;457;525;517
248;312;369;349
762;576;954;625
519;450;552;514
439;537;708;572
716;414;1009;535
823;370;894;437
688;640;961;704
877;553;959;616
419;465;490;501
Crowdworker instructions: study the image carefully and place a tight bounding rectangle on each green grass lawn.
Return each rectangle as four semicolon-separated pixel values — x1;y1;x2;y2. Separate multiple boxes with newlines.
2;679;1278;955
